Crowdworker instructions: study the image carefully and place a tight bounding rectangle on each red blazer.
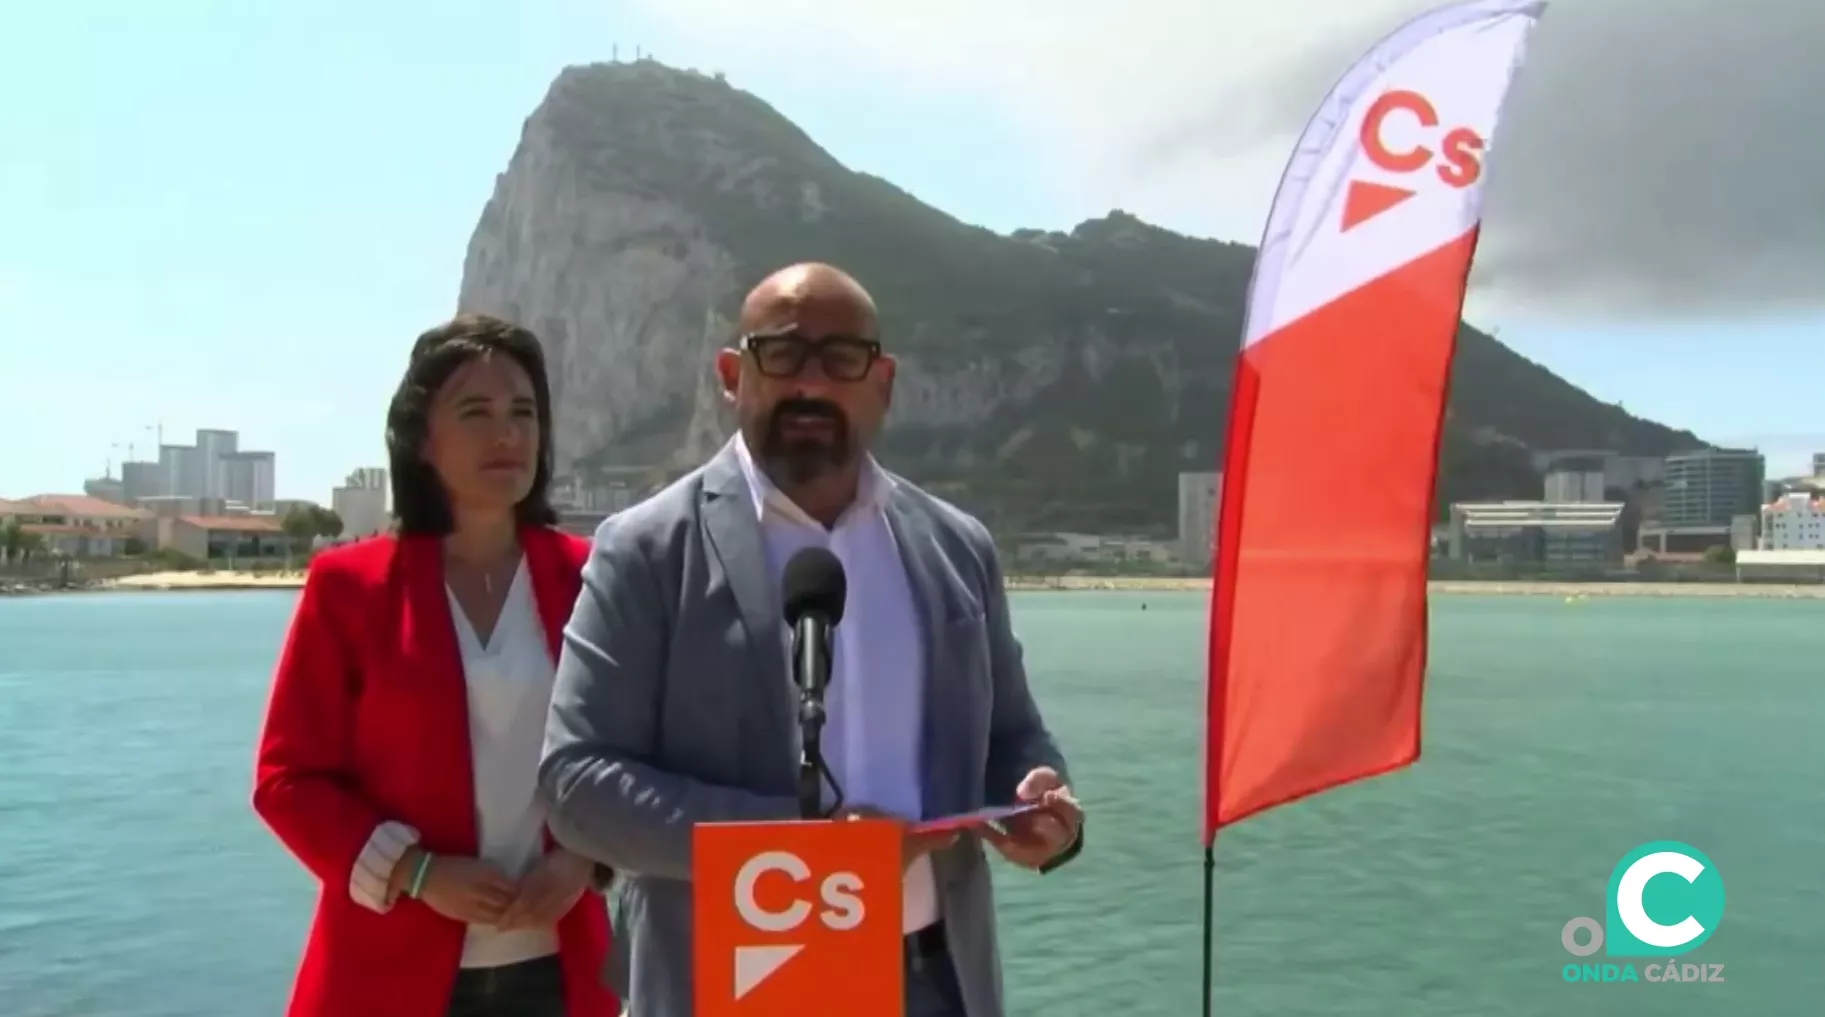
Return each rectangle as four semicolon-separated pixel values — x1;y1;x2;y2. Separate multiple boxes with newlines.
252;527;617;1017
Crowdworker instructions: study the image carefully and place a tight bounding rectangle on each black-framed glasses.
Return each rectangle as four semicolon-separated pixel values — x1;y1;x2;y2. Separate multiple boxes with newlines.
739;332;882;382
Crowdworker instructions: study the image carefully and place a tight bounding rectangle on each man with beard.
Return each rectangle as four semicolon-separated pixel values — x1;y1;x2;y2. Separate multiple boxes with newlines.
539;262;1084;1017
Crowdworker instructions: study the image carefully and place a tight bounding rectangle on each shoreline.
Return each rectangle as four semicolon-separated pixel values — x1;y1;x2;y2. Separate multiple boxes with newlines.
3;571;1821;600
1005;576;1823;599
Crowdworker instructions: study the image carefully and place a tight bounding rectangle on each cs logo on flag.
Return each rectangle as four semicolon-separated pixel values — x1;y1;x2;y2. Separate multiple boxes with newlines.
1560;841;1726;985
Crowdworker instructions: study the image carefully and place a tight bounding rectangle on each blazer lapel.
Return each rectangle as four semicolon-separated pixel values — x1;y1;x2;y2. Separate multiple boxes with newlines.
396;534;479;855
700;443;794;750
884;492;963;820
520;525;576;662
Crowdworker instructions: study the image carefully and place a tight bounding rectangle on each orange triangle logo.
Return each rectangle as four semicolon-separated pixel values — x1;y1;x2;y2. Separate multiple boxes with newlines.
1341;180;1416;232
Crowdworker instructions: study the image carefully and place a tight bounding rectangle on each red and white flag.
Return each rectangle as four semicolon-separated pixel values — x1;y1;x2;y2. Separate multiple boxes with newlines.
1204;0;1547;839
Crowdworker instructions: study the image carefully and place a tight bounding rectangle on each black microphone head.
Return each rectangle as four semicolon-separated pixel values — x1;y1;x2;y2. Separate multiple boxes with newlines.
781;547;847;627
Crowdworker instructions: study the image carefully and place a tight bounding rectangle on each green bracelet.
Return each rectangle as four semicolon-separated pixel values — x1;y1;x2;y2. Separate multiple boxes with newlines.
407;851;434;899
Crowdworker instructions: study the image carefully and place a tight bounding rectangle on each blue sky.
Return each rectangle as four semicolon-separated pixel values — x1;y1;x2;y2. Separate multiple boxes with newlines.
2;0;1819;502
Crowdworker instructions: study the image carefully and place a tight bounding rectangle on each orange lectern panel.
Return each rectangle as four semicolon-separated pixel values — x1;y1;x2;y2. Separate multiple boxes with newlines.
693;818;904;1017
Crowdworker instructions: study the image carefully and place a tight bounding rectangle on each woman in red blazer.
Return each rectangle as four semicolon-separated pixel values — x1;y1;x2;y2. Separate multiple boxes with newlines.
253;313;618;1017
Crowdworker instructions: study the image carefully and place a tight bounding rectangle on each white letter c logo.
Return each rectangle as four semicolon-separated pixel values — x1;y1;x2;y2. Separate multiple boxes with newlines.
734;850;811;933
1616;851;1706;948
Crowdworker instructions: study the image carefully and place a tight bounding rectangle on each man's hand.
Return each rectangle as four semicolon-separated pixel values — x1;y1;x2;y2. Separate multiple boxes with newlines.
983;767;1082;870
839;806;958;870
496;848;594;930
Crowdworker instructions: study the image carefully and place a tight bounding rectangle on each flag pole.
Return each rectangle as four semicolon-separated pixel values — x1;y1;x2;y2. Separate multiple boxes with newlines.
1200;842;1217;1017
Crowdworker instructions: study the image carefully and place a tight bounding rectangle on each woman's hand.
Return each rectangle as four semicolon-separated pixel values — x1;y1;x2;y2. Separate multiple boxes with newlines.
496;848;594;930
408;853;517;925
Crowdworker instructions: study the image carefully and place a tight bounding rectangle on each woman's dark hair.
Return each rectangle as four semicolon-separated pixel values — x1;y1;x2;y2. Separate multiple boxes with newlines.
386;312;559;535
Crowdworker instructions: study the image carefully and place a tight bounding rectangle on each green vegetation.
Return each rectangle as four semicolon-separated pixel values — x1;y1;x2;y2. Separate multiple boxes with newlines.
537;62;1702;532
282;505;344;557
0;518;46;564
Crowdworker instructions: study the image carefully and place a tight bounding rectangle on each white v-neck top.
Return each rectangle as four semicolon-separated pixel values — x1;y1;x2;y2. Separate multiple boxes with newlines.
347;558;559;969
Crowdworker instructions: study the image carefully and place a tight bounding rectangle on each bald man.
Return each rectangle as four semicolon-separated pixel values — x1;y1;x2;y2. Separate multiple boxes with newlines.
540;263;1084;1017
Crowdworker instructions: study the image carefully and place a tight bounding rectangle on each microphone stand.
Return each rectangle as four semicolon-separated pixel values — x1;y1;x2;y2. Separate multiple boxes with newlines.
792;619;842;820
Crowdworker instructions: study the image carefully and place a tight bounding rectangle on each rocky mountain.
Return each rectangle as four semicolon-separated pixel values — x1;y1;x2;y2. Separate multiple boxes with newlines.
458;60;1700;534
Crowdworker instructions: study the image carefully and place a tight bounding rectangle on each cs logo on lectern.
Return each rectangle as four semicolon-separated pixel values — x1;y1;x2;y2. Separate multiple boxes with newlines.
1559;841;1726;986
730;850;865;992
694;819;903;1015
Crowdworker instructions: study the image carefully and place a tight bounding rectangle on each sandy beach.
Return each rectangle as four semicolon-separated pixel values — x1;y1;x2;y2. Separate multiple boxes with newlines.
60;570;1823;599
106;570;309;591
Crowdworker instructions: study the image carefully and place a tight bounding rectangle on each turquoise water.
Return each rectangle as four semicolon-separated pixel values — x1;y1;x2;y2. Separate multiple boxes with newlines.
1;590;1820;1016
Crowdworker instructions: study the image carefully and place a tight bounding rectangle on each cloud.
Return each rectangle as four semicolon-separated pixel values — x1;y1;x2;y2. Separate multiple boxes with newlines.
625;0;1823;316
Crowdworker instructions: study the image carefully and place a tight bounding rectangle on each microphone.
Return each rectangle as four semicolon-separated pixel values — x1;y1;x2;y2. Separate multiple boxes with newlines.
781;547;847;820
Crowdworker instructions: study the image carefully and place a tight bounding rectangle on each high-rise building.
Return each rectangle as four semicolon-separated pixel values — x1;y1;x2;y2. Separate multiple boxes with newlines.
150;429;278;504
1177;471;1223;570
220;450;276;506
1661;449;1766;528
1812;452;1825;478
331;468;390;539
120;460;164;501
345;467;387;491
1543;454;1608;503
158;443;205;498
194;428;238;497
1532;449;1663;491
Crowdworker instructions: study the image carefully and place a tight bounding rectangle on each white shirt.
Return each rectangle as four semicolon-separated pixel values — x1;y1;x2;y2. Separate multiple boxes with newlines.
733;435;939;933
348;559;559;968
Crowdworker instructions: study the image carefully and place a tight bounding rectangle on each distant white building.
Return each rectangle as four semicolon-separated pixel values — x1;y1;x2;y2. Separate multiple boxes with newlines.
1761;492;1825;550
1448;501;1628;563
331;468;389;539
1009;531;1175;567
1176;471;1223;569
1544;468;1606;503
1532;449;1663;490
220;450;277;506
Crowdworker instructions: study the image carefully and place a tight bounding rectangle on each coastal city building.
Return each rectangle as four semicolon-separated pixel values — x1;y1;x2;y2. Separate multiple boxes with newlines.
119;460;163;502
100;428;281;507
146;514;289;561
1446;501;1628;564
1636;516;1757;556
194;429;238;497
1176;470;1222;569
1543;459;1607;503
552;466;650;515
1660;448;1766;528
136;495;230;519
220;450;277;505
83;475;126;504
1761;492;1825;551
331;467;390;539
1006;531;1176;568
0;494;153;558
1813;452;1825;478
1735;548;1825;582
1532;449;1663;491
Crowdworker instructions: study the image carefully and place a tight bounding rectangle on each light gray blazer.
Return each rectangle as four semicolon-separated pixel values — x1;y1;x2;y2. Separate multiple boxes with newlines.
538;441;1081;1017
